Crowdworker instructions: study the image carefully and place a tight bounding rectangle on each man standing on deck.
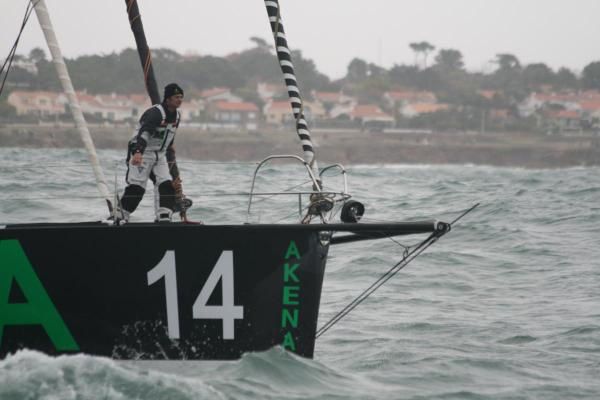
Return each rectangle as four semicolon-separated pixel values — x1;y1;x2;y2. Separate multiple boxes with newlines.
117;83;184;223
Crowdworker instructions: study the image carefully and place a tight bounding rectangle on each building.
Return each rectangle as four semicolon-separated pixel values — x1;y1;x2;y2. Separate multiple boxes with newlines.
207;101;259;131
400;102;450;118
383;90;437;108
349;104;394;130
200;87;242;103
7;91;65;116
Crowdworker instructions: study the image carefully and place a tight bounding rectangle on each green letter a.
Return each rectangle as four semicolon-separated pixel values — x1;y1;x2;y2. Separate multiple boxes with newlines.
0;240;78;351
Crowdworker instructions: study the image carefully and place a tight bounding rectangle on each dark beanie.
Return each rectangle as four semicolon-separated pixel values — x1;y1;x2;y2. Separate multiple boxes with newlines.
163;83;184;100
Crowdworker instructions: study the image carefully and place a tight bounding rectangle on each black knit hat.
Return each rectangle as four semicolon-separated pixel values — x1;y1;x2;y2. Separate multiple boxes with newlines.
163;83;184;100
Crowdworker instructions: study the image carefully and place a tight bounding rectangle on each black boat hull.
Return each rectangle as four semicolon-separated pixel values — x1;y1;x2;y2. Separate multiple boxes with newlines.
0;223;329;360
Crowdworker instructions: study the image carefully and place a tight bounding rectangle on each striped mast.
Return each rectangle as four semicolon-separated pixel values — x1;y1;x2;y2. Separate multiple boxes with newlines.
124;0;160;105
264;1;321;187
31;0;113;212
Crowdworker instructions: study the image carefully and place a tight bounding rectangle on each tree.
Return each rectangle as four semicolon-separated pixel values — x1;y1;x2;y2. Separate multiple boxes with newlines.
554;67;579;90
409;42;421;67
409;41;435;68
582;61;600;90
420;42;436;68
249;36;270;51
29;47;46;63
346;58;368;82
434;49;464;71
494;53;521;73
522;63;554;88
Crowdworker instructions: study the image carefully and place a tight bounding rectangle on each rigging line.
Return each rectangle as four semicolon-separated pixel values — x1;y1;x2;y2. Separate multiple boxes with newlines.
0;1;38;97
315;231;443;338
449;202;480;226
315;203;479;338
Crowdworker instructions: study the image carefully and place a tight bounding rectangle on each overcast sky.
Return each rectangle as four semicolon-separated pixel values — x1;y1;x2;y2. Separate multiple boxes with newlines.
2;0;599;79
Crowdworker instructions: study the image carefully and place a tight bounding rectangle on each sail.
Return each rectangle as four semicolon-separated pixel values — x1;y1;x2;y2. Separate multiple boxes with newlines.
32;0;113;212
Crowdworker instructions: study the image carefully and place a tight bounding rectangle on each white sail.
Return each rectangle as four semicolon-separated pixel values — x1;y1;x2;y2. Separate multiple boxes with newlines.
32;0;112;210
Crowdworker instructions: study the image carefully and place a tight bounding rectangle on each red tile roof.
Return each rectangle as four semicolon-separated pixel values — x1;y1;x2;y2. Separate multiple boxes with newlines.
201;87;230;98
580;101;600;112
265;101;291;111
350;105;391;118
215;101;258;112
385;90;436;102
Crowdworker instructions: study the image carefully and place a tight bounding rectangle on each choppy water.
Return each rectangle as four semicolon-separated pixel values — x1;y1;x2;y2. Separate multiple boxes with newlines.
1;148;599;399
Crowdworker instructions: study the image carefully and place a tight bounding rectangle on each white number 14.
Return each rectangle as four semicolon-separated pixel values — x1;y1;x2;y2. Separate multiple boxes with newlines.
147;250;244;340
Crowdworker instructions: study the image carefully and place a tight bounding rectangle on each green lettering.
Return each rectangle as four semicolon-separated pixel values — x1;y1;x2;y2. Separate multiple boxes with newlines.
283;263;299;283
282;331;296;351
281;308;299;328
0;240;78;351
282;286;299;305
284;240;300;259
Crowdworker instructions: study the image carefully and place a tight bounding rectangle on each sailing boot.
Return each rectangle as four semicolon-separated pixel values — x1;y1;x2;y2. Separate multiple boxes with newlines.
156;207;173;223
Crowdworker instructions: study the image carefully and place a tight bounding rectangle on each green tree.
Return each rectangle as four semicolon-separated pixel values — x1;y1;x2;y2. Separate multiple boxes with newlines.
29;47;46;63
554;67;579;90
494;53;521;72
346;58;368;82
434;49;464;72
249;36;270;51
409;41;436;68
522;63;554;88
582;61;600;89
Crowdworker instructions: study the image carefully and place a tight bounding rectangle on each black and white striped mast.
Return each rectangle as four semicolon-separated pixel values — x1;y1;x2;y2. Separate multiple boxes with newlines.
264;0;322;188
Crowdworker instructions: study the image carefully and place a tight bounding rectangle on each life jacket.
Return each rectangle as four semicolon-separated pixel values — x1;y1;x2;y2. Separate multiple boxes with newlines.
132;104;180;153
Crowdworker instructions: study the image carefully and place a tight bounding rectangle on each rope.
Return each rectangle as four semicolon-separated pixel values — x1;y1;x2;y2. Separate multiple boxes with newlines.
315;203;479;338
315;232;443;338
0;0;39;97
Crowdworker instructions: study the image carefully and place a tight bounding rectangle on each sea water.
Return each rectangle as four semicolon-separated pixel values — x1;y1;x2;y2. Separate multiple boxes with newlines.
0;148;598;400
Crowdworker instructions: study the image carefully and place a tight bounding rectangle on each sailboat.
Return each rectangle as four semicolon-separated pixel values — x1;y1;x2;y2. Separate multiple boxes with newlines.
0;0;460;360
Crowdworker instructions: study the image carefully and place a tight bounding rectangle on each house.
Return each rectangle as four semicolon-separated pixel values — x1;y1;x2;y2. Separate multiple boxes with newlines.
264;101;293;125
93;93;137;121
519;91;581;117
263;100;326;126
400;102;450;118
349;104;394;130
178;98;206;122
7;91;65;116
257;82;286;101
200;87;242;103
544;109;580;132
312;91;355;107
207;101;259;131
383;90;437;108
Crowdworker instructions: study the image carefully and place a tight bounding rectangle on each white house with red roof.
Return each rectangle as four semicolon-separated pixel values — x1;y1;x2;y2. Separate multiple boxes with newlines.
349;104;394;129
263;100;326;125
257;82;287;101
383;90;437;108
200;87;242;103
7;90;65;116
207;101;259;131
400;102;450;118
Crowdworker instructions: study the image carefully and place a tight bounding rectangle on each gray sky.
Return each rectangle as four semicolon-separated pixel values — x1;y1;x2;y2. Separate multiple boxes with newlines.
2;0;599;79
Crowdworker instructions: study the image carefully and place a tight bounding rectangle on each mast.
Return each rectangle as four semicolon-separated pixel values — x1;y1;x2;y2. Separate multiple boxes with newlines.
124;0;160;105
264;0;321;186
32;0;113;212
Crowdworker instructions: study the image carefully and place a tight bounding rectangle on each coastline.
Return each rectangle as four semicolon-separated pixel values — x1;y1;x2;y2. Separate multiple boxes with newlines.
1;124;598;168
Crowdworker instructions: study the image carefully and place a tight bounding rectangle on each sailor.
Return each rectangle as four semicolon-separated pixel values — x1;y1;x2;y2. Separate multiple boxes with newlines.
118;83;184;223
